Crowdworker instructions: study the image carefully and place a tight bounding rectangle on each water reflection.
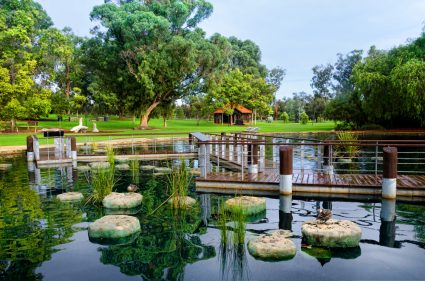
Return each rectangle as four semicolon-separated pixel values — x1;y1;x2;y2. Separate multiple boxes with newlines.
279;195;293;231
99;207;215;280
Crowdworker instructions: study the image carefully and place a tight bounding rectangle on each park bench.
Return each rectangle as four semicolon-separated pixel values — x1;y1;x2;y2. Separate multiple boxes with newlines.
16;121;39;132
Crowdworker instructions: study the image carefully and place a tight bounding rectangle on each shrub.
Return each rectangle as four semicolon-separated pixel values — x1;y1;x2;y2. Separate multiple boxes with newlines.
300;112;309;125
281;112;289;123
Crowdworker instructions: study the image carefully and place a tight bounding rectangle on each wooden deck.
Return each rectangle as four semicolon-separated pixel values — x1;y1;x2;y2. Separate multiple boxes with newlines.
196;170;425;198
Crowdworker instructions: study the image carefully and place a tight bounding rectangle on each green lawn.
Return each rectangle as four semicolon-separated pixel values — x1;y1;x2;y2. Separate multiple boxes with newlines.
0;117;335;146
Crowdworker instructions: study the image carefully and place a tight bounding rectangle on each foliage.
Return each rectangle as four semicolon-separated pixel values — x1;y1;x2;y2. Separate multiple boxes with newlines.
281;111;289;123
336;131;360;159
87;165;116;205
300;112;309;125
166;161;191;208
88;0;228;128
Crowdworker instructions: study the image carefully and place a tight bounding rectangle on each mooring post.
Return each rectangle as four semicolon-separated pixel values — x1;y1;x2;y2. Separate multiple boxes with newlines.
26;135;34;162
279;195;293;231
71;137;77;161
33;136;40;161
279;146;293;195
382;147;397;199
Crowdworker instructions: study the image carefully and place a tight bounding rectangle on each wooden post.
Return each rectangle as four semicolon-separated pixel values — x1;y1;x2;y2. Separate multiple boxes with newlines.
71;137;77;160
279;146;293;195
26;135;34;162
379;199;396;247
382;147;397;199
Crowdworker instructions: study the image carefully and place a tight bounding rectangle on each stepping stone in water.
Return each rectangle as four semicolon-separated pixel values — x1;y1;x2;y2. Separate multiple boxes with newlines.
89;162;110;169
115;164;130;171
225;196;266;215
77;166;90;172
168;196;197;209
248;230;296;261
88;215;141;243
57;192;84;202
103;192;143;209
0;164;12;170
302;219;362;248
140;165;156;171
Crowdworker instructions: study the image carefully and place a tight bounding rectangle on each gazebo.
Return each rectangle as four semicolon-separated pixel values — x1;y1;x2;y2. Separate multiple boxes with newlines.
213;105;252;125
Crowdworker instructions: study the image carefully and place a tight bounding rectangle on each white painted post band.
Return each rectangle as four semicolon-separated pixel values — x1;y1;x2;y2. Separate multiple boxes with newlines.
71;151;77;161
199;144;207;178
382;178;397;199
280;175;292;195
248;164;258;174
27;152;34;162
380;199;396;222
279;195;292;213
229;137;234;160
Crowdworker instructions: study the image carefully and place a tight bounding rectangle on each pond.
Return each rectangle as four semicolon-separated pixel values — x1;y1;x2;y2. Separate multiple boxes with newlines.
0;154;425;281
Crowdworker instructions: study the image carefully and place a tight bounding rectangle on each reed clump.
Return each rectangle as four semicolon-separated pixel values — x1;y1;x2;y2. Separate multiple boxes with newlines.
336;131;360;159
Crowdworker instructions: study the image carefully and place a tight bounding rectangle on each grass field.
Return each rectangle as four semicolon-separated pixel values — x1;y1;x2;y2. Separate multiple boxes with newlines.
0;117;335;146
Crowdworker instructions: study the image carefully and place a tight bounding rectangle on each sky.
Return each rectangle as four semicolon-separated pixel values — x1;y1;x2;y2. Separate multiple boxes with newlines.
36;0;425;99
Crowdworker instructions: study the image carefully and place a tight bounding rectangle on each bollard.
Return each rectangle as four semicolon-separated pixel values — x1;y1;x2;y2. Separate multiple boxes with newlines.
71;137;77;161
279;146;293;195
279;195;293;231
27;136;34;162
382;147;397;199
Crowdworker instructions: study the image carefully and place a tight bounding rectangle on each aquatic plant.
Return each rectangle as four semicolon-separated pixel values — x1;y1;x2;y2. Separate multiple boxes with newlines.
87;165;116;205
231;205;246;245
91;141;98;151
106;145;115;167
336;131;360;159
129;160;139;185
166;161;191;208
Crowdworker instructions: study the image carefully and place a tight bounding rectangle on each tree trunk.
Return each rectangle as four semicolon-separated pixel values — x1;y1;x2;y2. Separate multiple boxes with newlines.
11;118;16;132
163;112;167;128
138;101;160;129
65;61;71;98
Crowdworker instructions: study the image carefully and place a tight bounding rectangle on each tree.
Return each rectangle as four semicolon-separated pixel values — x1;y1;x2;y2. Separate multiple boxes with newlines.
89;0;228;128
280;111;289;123
207;69;274;125
0;0;53;128
311;64;334;99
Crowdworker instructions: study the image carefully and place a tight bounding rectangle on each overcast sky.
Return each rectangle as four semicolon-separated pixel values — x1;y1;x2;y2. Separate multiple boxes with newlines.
37;0;425;99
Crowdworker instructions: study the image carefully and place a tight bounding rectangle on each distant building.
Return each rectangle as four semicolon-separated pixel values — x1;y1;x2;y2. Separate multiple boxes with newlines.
213;105;252;125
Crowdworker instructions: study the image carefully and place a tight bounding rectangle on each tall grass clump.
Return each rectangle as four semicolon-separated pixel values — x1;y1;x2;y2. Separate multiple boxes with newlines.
129;160;139;185
166;161;191;207
87;146;116;205
336;131;360;159
230;205;246;245
106;145;115;167
218;202;230;246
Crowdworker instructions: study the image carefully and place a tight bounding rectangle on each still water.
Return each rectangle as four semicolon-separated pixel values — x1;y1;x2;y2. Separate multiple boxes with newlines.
0;155;424;281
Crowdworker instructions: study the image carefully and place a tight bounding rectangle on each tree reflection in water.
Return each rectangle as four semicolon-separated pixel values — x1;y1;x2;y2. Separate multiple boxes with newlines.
98;197;215;280
0;159;83;280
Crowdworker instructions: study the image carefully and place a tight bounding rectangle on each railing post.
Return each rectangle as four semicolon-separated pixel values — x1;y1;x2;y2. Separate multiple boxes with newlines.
27;135;34;162
300;140;305;173
229;135;234;161
317;142;323;172
221;132;226;158
323;144;334;175
259;136;265;172
199;143;207;178
247;143;258;174
236;134;242;164
382;147;397;199
279;146;293;195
